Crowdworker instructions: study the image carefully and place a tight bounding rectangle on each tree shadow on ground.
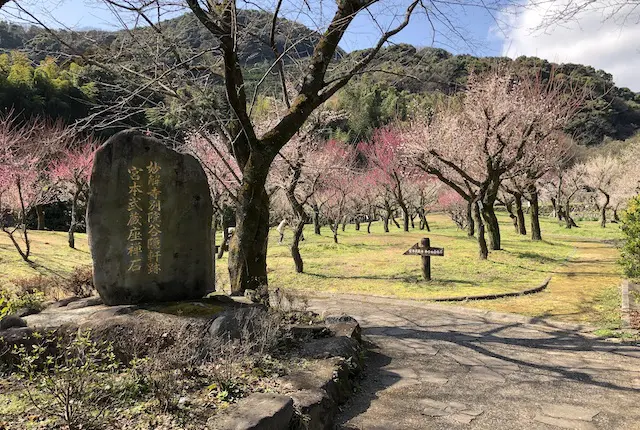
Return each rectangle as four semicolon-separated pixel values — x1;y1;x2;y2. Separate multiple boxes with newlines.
362;319;640;393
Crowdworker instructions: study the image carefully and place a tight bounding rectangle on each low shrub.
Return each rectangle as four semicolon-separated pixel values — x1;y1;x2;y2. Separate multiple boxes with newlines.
620;195;640;279
61;266;95;298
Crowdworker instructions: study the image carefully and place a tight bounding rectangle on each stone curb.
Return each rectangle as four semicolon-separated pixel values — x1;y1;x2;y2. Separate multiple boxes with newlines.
427;276;551;302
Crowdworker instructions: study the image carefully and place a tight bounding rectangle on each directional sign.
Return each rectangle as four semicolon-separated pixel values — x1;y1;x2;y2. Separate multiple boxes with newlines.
403;244;444;256
403;238;444;281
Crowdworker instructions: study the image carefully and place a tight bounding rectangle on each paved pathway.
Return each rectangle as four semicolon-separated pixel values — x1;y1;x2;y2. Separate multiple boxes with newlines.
309;295;640;430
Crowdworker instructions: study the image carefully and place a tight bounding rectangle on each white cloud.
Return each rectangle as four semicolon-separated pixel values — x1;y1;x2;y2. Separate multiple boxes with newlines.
496;1;640;91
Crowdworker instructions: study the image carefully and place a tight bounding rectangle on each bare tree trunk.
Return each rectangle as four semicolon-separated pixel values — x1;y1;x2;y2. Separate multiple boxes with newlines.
36;204;45;230
400;203;409;232
312;203;321;235
341;216;347;232
505;200;518;233
392;216;401;229
564;200;578;229
515;193;527;235
330;220;339;244
473;200;488;260
410;213;415;229
218;216;229;259
529;190;542;241
600;191;610;228
291;218;306;273
481;204;501;250
68;190;80;249
355;217;360;231
466;200;475;237
3;178;31;262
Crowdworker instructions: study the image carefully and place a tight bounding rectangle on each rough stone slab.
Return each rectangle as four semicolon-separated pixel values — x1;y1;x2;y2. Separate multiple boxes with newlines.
88;130;213;305
290;389;335;430
534;414;597;430
66;296;103;310
209;393;294;430
541;404;599;421
300;335;360;360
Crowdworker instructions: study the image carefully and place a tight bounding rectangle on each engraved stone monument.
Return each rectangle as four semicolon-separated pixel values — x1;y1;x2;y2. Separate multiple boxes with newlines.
88;130;213;305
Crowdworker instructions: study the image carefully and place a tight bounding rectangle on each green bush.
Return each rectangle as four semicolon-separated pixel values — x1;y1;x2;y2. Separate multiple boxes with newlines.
620;195;640;279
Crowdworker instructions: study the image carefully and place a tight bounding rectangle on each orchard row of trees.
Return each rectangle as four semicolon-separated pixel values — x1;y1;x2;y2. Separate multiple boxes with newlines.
186;71;640;274
0;113;94;260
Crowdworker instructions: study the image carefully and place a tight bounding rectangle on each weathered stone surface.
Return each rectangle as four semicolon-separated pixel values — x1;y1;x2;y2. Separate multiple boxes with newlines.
209;393;294;430
66;296;103;310
88;130;213;305
0;315;27;330
534;414;597;430
90;305;138;320
48;297;82;308
290;389;336;430
208;307;265;341
541;404;599;421
300;336;360;359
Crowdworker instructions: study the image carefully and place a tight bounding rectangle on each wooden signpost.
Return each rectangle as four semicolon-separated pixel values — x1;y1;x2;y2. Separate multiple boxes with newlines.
403;238;444;281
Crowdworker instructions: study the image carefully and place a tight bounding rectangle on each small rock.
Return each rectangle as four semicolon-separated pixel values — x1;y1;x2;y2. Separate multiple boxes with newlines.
0;315;27;330
66;296;104;310
325;315;361;342
208;307;266;341
178;396;189;408
209;393;294;430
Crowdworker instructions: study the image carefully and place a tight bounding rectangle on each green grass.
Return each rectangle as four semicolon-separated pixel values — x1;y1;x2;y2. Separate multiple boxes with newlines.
0;212;627;328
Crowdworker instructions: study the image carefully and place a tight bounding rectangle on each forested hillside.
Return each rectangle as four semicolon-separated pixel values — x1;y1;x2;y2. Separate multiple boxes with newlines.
1;11;638;146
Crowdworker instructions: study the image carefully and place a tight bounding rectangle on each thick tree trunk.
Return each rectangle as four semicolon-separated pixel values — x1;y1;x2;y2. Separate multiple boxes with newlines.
36;205;45;230
466;200;475;237
481;204;501;250
564;200;578;229
355;218;360;231
228;179;270;296
515;194;527;236
600;191;610;228
313;203;321;235
410;213;415;229
68;190;80;249
291;218;306;273
529;190;542;241
473;200;488;260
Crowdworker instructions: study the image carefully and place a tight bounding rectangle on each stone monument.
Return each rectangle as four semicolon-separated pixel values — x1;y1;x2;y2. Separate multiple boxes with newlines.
87;130;213;305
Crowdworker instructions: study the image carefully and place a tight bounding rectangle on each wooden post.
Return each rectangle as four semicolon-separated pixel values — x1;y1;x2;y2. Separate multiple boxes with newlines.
421;237;431;281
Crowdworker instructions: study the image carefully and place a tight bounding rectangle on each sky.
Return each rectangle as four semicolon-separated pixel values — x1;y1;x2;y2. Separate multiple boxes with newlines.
3;0;638;91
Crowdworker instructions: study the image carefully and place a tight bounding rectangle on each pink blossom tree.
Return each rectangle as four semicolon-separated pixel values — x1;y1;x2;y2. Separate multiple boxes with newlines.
50;139;96;248
358;127;416;232
404;72;584;258
0;114;67;261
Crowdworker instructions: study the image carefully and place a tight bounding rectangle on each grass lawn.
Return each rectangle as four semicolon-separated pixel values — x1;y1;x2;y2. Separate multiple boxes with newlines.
0;212;626;330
